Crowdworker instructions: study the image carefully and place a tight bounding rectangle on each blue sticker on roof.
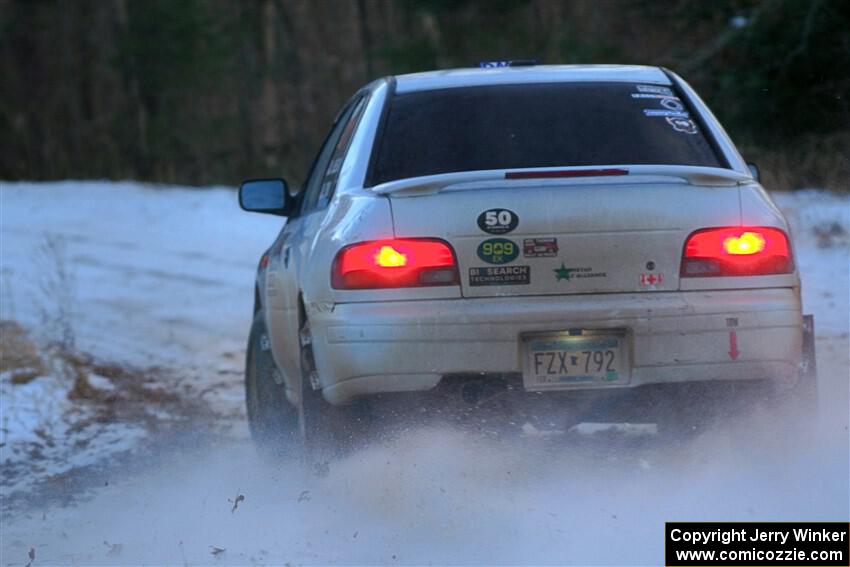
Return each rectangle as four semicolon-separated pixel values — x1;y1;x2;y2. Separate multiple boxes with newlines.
479;61;511;68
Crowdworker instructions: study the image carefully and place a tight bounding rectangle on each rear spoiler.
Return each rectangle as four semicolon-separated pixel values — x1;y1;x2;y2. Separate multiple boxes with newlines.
371;165;753;196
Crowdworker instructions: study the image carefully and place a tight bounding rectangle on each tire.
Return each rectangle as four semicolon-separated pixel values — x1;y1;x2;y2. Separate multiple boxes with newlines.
770;314;818;425
245;313;299;454
298;316;370;456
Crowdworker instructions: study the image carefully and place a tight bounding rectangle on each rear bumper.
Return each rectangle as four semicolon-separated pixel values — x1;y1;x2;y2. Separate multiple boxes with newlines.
306;288;803;404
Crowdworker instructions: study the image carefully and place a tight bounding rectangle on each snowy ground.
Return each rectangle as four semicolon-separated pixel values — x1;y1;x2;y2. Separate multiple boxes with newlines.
1;182;282;503
0;181;847;566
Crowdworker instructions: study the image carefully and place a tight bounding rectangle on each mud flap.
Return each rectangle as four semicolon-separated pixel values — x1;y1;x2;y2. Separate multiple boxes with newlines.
797;314;818;411
801;314;817;381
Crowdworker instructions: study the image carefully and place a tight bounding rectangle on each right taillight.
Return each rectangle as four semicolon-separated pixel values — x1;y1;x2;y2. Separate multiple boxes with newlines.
681;227;793;277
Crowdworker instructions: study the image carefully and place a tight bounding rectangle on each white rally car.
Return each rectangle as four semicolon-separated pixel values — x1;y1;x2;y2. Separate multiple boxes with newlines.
239;64;816;448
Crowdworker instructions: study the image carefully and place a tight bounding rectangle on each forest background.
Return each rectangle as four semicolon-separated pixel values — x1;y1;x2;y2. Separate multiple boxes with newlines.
2;0;847;191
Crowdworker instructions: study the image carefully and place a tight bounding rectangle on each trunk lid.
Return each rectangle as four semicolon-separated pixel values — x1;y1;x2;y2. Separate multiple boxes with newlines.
385;175;742;297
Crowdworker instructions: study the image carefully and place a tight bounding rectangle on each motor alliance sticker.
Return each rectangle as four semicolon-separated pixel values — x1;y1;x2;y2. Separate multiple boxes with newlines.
469;265;530;286
553;264;606;281
477;238;519;264
523;238;558;258
477;208;519;235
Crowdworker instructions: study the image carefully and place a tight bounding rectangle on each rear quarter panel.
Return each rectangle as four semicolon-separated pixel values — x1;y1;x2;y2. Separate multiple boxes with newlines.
298;193;408;315
679;182;801;291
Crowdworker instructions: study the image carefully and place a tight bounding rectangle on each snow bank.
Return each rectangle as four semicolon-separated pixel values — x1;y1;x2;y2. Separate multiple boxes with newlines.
772;190;850;336
1;180;282;367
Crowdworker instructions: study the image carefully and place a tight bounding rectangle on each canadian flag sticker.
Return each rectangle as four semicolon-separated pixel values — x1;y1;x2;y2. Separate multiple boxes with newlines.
639;273;664;286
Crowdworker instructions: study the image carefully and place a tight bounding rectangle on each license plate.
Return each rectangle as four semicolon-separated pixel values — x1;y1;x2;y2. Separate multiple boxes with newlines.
523;331;629;390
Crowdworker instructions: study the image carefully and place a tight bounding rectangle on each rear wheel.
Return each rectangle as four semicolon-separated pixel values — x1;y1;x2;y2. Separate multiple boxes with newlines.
767;315;818;428
245;313;299;454
297;317;371;456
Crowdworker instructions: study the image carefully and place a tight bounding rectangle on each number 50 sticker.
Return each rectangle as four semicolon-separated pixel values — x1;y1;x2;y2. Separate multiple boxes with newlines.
477;208;519;235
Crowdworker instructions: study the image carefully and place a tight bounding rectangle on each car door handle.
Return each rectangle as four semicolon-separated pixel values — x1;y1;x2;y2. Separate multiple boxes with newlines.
283;246;291;268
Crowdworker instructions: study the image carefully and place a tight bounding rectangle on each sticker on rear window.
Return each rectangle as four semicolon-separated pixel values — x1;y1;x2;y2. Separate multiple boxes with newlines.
477;209;519;235
636;84;674;96
659;98;685;112
643;109;689;118
523;238;558;258
631;93;681;100
477;238;519;265
469;265;530;286
666;116;698;134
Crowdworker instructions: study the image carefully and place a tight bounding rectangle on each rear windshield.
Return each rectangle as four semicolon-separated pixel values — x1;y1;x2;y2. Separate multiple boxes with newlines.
367;82;725;186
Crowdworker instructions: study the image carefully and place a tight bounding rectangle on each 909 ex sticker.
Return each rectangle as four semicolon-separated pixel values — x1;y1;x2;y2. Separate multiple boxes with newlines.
469;266;530;286
477;238;519;264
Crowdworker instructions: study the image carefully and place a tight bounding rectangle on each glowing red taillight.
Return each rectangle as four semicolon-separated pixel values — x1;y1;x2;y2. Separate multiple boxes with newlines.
681;227;793;277
332;238;459;289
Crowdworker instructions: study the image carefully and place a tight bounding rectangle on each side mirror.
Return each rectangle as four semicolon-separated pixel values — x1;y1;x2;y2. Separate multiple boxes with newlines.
747;162;761;182
239;178;293;216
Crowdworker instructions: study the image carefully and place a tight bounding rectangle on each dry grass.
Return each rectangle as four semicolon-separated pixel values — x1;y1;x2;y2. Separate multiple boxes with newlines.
2;317;207;426
1;320;223;513
740;133;850;193
37;234;76;352
0;320;47;384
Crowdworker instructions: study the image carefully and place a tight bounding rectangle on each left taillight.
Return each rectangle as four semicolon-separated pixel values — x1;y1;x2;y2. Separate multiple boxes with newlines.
681;226;794;277
331;238;459;290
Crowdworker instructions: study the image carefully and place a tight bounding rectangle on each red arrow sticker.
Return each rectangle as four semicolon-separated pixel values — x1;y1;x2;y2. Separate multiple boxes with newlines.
728;330;740;360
